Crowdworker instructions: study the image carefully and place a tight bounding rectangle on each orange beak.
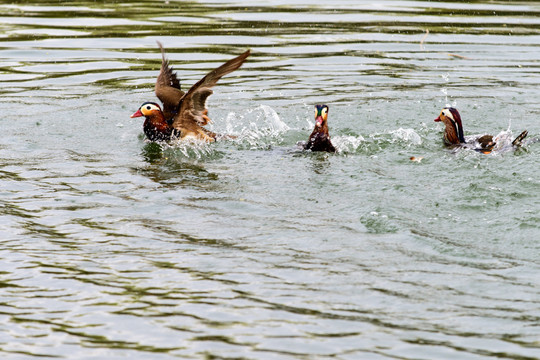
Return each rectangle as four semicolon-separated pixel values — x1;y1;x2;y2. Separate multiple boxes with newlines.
130;109;143;118
434;116;441;122
315;116;323;127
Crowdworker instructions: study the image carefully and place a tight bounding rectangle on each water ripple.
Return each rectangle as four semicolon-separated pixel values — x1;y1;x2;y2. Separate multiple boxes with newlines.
0;1;539;359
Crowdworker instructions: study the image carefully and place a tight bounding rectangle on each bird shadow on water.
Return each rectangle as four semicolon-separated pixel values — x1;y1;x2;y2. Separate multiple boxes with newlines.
140;142;164;164
307;153;333;175
136;142;219;188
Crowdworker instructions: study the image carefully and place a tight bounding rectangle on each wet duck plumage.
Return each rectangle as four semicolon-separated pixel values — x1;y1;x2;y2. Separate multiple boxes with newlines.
304;104;336;153
434;107;528;153
131;42;250;142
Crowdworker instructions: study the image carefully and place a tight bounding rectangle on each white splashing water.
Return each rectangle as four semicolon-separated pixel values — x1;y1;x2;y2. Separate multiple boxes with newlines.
389;128;422;145
445;100;458;108
459;128;525;154
150;110;426;157
224;105;290;148
261;105;290;133
162;137;214;159
333;135;365;153
329;128;423;154
488;128;521;153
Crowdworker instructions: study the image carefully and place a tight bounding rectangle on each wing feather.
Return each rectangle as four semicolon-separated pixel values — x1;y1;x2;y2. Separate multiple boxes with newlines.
172;50;250;130
155;41;185;122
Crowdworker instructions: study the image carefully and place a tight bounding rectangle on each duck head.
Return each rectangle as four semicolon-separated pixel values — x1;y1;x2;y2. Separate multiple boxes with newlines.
131;102;163;119
434;107;466;144
304;104;335;152
314;104;329;129
131;102;173;141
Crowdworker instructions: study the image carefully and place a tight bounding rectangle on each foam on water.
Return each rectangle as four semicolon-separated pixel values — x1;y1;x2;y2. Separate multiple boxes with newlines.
224;104;290;149
333;134;365;153
138;105;291;159
389;128;422;146
456;128;526;154
148;137;217;161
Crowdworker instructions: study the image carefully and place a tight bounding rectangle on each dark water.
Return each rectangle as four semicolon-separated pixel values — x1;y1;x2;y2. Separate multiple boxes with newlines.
1;1;540;359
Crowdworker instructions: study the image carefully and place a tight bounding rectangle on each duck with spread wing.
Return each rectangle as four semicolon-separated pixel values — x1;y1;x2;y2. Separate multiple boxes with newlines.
131;42;250;142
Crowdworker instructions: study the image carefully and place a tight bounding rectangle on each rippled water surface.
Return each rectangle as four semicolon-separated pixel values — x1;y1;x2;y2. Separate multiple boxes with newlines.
1;1;540;359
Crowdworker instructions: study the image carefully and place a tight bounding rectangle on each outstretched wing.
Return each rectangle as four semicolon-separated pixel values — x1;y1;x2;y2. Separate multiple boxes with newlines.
512;130;528;147
155;41;185;122
172;50;250;130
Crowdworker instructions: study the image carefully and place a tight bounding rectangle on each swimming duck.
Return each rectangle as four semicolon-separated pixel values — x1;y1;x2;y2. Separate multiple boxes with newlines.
304;104;336;153
131;42;250;142
434;107;528;153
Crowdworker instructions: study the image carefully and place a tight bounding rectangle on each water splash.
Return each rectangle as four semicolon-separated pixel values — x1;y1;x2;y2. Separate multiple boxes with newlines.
449;100;457;108
143;105;289;158
439;73;458;108
492;128;526;152
225;105;288;134
225;105;290;149
458;128;527;155
332;128;423;154
261;105;290;133
390;128;422;145
159;137;216;160
333;135;365;153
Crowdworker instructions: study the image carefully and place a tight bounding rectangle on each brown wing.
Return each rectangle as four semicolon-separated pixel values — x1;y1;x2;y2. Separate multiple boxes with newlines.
171;50;250;131
155;41;185;122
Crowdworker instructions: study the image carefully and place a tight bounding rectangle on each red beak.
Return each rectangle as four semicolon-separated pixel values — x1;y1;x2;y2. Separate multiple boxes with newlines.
315;116;323;127
434;116;441;122
130;109;143;118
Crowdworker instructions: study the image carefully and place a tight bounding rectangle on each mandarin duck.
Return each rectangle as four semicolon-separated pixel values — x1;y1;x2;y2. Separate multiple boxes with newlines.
434;107;528;153
131;41;250;142
304;104;336;153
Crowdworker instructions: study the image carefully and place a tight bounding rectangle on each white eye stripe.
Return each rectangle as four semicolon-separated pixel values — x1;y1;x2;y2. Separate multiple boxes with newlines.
143;104;159;112
443;109;454;121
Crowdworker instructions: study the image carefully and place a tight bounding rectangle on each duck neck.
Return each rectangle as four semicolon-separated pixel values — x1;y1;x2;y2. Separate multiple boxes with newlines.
313;122;329;137
443;119;465;144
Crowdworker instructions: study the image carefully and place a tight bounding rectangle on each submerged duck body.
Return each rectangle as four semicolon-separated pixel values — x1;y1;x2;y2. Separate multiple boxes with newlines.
304;104;336;153
434;107;528;153
131;42;250;142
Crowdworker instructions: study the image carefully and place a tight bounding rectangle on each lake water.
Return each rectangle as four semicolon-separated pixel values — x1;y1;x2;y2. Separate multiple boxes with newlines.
1;1;539;359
